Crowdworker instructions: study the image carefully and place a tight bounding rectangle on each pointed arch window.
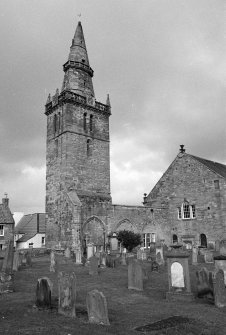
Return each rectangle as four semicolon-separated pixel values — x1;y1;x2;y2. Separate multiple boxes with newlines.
83;113;87;131
54;114;57;133
87;139;91;156
90;114;93;131
177;201;196;219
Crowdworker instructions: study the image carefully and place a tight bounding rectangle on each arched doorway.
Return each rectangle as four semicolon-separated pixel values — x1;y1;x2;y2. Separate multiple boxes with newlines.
200;234;207;248
172;234;178;244
83;216;106;255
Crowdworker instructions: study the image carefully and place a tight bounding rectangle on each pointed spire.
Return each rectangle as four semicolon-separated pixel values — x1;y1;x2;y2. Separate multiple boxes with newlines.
106;94;111;107
62;21;95;98
46;93;51;104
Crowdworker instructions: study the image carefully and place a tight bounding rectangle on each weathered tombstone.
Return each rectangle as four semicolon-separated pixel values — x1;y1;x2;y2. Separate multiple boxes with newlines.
156;251;164;266
13;251;20;271
75;249;82;264
214;255;226;285
213;269;226;308
215;240;220;252
219;240;226;255
100;252;106;267
2;240;14;274
89;256;99;275
58;272;76;318
128;259;143;291
50;250;57;272
86;290;110;325
196;267;213;299
64;247;71;258
110;233;118;252
36;277;52;309
87;243;94;259
106;254;115;268
204;251;213;263
192;246;198;264
121;253;127;266
137;248;142;260
166;249;194;301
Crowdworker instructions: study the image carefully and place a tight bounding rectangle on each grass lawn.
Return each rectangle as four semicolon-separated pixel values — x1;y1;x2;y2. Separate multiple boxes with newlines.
0;255;226;335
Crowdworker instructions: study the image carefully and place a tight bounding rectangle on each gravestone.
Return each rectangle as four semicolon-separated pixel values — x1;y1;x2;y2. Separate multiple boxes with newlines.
215;240;220;252
75;249;82;264
87;243;94;259
219;240;226;255
2;240;14;274
58;271;76;318
166;249;193;301
86;290;110;325
128;259;143;291
50;250;57;272
36;277;52;308
156;251;164;266
213;269;226;308
192;246;198;264
100;252;106;267
89;256;99;275
110;234;118;252
26;251;32;267
204;251;213;263
214;255;226;285
196;267;213;299
64;247;71;258
121;253;127;266
13;251;20;271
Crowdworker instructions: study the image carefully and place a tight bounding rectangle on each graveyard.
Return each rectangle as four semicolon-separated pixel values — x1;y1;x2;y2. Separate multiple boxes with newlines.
1;248;226;335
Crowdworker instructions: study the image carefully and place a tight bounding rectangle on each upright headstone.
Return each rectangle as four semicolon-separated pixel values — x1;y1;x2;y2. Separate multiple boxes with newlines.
204;251;213;263
219;240;226;255
36;277;52;309
121;253;127;266
110;234;118;252
196;267;213;299
58;272;76;318
89;256;99;275
166;249;193;301
192;246;198;264
13;251;20;271
64;247;71;259
50;250;57;272
86;290;110;325
87;243;94;259
100;252;106;267
214;255;226;285
213;269;226;308
2;240;14;274
156;246;164;265
75;249;82;264
128;259;143;291
215;240;220;252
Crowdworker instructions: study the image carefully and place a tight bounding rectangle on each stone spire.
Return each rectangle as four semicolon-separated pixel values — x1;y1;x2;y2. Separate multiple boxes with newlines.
61;21;95;98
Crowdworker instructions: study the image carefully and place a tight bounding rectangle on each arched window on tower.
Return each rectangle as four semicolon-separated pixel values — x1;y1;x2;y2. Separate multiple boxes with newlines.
83;113;87;131
90;114;93;131
54;114;57;133
87;139;91;156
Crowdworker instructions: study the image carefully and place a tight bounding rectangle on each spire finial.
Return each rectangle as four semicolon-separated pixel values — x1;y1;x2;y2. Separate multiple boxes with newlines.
106;94;111;107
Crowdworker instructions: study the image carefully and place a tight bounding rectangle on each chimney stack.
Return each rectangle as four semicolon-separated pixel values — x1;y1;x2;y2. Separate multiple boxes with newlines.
2;193;9;207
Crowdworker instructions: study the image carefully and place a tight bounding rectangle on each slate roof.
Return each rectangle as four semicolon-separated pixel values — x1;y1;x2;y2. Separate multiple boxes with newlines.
15;213;46;243
0;204;14;224
189;154;226;179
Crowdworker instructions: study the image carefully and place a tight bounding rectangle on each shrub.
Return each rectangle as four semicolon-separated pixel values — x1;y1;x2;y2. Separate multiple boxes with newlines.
116;230;142;252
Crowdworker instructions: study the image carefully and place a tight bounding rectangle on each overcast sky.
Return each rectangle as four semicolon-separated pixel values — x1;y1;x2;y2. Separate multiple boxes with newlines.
0;0;225;214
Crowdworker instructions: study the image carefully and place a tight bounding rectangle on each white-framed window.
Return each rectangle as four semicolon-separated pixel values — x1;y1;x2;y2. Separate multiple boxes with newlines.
143;233;156;248
29;243;33;248
178;202;196;220
0;225;4;236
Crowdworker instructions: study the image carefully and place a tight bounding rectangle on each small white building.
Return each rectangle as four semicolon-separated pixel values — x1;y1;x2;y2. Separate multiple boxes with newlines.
15;213;46;249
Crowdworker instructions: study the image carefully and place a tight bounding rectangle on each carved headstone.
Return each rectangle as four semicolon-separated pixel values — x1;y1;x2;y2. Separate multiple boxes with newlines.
196;267;213;299
89;256;99;275
86;290;110;325
213;269;226;308
58;272;76;318
171;262;184;289
128;259;143;291
13;251;20;271
36;277;52;308
50;251;57;272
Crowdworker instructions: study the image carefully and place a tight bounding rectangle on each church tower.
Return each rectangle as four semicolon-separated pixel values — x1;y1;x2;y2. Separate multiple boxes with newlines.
45;22;111;249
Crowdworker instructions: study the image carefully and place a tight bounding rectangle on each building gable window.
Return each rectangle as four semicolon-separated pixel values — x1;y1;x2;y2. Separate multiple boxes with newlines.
178;202;196;220
143;233;155;248
0;225;4;236
214;180;220;189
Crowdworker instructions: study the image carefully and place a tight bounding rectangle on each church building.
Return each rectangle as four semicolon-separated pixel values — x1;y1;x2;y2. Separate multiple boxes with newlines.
45;22;226;257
